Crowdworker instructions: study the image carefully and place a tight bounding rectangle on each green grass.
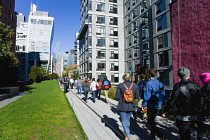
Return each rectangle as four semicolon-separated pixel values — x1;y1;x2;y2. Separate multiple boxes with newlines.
0;80;87;140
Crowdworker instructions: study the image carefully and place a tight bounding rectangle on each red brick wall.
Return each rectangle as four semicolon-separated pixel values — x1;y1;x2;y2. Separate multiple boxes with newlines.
170;0;210;86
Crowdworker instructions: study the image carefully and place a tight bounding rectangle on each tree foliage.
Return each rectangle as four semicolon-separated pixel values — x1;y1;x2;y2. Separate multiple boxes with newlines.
29;66;47;83
71;70;79;80
49;73;59;79
0;21;19;86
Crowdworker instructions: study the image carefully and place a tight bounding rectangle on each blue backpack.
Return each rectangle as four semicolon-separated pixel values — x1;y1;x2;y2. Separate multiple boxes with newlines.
103;80;110;89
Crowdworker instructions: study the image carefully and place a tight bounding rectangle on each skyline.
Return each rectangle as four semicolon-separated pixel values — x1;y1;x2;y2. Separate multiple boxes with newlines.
15;0;80;54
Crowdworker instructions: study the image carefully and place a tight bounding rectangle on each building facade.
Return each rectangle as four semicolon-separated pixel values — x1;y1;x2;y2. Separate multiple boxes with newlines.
124;0;174;87
171;0;210;86
15;4;54;81
77;0;125;83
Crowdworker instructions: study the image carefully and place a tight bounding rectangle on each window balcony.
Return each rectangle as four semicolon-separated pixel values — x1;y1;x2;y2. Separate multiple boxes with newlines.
157;26;163;32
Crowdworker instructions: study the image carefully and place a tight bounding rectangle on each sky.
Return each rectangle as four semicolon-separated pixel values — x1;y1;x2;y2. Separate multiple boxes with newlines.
15;0;80;54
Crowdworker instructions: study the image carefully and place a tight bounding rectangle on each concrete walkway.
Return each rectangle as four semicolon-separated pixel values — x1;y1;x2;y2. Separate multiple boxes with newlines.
65;88;182;140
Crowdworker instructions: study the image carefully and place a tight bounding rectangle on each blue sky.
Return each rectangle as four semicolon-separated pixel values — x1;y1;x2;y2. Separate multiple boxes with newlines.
15;0;80;53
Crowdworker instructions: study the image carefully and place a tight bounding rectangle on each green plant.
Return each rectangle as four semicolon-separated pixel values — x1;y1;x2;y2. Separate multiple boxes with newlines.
101;86;117;100
29;66;47;82
71;70;79;80
49;73;59;79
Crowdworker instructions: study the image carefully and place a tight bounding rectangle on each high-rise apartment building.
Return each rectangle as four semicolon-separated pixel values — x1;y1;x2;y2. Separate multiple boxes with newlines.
77;0;125;83
124;0;174;87
15;4;54;81
0;0;17;49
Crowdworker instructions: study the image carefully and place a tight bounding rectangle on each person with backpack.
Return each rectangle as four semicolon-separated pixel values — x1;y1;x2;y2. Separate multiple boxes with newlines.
142;68;167;140
116;73;139;140
96;79;102;99
162;67;201;140
102;76;111;103
90;78;99;103
82;78;90;103
197;73;210;140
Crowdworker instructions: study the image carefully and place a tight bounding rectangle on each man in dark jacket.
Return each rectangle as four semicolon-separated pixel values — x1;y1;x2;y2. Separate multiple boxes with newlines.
163;67;201;140
116;73;139;140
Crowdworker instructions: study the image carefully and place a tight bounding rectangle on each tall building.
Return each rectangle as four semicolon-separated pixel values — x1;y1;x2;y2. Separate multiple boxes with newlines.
77;0;125;83
27;4;54;73
15;4;54;81
124;0;174;87
0;0;17;49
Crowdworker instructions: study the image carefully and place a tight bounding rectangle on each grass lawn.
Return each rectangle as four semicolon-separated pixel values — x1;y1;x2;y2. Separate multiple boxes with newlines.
0;80;87;140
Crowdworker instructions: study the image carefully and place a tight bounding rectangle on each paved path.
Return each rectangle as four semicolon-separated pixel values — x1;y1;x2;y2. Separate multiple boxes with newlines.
65;88;182;140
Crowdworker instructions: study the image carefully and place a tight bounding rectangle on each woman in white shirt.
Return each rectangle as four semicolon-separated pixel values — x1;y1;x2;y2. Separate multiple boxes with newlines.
90;78;99;103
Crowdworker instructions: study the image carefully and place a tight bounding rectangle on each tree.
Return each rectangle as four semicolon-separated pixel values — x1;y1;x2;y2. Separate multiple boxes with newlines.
49;73;59;79
29;66;47;83
0;13;19;86
71;70;79;80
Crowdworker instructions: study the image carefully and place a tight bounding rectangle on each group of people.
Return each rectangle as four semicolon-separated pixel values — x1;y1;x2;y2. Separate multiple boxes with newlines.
60;76;112;103
116;67;210;140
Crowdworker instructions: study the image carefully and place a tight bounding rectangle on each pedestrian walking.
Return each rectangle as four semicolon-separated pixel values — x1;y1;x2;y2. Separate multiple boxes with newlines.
90;78;98;103
82;78;90;103
96;79;102;99
116;73;140;140
102;76;111;103
70;77;74;89
162;67;201;140
197;73;210;140
142;68;166;140
76;77;83;95
62;76;68;93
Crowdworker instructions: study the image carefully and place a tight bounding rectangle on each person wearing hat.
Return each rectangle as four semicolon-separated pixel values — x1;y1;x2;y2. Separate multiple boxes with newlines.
162;67;201;140
102;76;111;103
197;73;210;140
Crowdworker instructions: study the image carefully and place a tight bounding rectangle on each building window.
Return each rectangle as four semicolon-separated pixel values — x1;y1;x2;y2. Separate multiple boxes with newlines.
141;12;148;26
127;49;132;59
133;20;138;31
126;13;131;24
96;26;105;35
97;62;106;71
110;27;118;36
96;37;105;46
126;37;132;47
88;1;92;10
133;32;139;44
159;69;170;86
109;4;117;14
142;42;149;55
159;50;169;67
134;48;138;58
142;27;149;40
157;13;167;31
143;56;150;67
88;37;92;46
110;51;118;59
110;38;118;48
109;0;117;3
156;0;166;15
89;62;92;71
88;15;92;23
132;8;138;19
109;17;118;25
111;73;119;82
125;0;130;13
127;25;131;35
96;3;105;12
140;0;147;13
96;15;105;24
110;62;119;71
132;0;137;6
158;33;168;49
97;50;106;59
